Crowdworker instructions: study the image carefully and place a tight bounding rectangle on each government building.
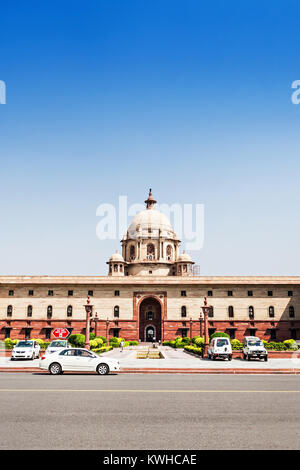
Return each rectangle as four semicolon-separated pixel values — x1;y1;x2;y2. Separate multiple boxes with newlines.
0;190;299;343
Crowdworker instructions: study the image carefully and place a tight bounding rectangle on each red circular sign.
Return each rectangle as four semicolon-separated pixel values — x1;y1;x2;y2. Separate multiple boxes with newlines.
52;328;70;339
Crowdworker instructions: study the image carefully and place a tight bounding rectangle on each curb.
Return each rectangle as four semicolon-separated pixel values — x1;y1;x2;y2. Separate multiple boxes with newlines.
1;367;300;375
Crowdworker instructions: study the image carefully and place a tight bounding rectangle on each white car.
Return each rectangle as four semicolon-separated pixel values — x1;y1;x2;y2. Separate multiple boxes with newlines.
11;340;41;360
208;337;232;361
243;336;268;361
39;348;120;375
45;339;70;355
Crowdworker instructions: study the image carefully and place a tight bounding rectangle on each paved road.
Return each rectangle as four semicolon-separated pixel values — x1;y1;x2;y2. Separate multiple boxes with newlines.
0;373;300;450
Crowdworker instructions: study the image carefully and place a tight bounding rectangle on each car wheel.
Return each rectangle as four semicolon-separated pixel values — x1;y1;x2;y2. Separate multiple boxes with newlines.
49;362;62;375
97;363;110;375
247;355;251;361
243;353;246;360
207;353;210;360
264;356;268;362
228;355;232;361
212;355;216;361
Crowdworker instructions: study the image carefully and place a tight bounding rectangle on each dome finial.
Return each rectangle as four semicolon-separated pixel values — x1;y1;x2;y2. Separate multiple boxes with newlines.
145;188;157;209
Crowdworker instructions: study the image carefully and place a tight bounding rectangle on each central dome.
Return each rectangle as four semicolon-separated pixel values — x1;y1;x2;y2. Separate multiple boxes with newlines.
126;190;177;240
127;208;176;239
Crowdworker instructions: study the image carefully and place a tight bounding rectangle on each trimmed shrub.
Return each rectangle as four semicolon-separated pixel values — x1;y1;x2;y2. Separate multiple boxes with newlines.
68;334;85;348
231;339;243;350
192;336;204;347
93;346;113;354
184;345;202;356
89;333;95;340
129;341;139;346
283;339;298;350
210;331;230;341
96;336;107;345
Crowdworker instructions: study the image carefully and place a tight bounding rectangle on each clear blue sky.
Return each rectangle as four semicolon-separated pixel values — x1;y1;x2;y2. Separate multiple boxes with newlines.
0;0;299;276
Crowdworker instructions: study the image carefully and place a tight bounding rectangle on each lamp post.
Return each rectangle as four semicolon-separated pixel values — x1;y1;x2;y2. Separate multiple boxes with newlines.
92;312;99;338
201;297;210;358
199;312;203;337
189;317;193;342
84;296;93;349
105;317;110;346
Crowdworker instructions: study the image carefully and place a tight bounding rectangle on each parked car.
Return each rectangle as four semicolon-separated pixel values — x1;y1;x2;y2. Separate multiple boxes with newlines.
45;339;70;355
243;336;268;361
11;340;40;360
208;337;232;361
39;348;120;375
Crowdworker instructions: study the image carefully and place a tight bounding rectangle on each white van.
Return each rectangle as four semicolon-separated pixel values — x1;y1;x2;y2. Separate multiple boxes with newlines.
243;336;268;361
208;337;232;361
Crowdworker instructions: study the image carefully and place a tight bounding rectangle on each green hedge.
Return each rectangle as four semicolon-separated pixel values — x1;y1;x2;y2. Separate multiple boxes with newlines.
184;345;202;356
93;346;113;354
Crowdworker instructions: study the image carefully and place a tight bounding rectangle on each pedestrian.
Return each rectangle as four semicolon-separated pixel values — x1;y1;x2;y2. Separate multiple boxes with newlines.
120;339;124;352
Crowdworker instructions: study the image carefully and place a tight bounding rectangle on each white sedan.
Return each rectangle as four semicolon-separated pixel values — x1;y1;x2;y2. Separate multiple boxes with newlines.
39;348;120;375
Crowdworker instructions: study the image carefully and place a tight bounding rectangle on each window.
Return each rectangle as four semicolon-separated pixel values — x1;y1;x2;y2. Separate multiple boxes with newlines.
181;328;188;338
288;291;293;297
270;329;277;341
68;290;73;296
181;291;186;297
27;305;33;317
8;290;14;296
45;329;51;340
268;290;273;297
130;245;135;260
289;306;295;318
147;311;153;320
208;306;214;318
228;306;234;318
248;290;253;297
7;305;12;317
5;328;11;339
24;328;31;340
114;306;119;318
228;329;235;340
249;306;254;319
112;328;119;338
269;306;275;318
114;290;120;296
88;290;93;296
207;290;213;297
208;328;216;337
228;291;233;297
147;243;155;260
67;305;73;317
28;290;34;296
166;245;173;260
59;349;75;356
290;329;297;340
149;270;152;274
181;306;187;317
47;305;52;318
48;290;53;296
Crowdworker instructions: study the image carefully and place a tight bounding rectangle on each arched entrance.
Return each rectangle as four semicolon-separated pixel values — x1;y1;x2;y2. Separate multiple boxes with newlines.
139;297;162;342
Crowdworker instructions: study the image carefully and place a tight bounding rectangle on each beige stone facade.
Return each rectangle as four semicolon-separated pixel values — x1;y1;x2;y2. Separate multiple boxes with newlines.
0;191;299;342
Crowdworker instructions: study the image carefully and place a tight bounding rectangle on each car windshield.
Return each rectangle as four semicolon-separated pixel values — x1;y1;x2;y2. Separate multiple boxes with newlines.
50;341;67;347
248;340;262;346
216;339;228;347
17;341;33;348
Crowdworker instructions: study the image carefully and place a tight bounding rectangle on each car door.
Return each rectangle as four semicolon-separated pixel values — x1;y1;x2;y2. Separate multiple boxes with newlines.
74;349;98;371
58;349;77;370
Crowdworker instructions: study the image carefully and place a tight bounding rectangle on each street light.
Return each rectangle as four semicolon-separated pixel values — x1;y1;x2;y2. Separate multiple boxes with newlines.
84;296;93;349
91;312;99;338
201;297;210;358
199;312;203;337
105;317;110;346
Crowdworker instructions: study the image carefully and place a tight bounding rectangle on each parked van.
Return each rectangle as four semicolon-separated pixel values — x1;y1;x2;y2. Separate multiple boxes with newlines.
243;336;268;361
208;337;232;361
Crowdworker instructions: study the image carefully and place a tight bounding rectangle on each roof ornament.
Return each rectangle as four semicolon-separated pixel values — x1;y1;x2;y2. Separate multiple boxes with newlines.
144;188;157;209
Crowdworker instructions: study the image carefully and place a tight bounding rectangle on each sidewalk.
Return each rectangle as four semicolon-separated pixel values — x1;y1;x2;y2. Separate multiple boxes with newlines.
1;346;300;374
